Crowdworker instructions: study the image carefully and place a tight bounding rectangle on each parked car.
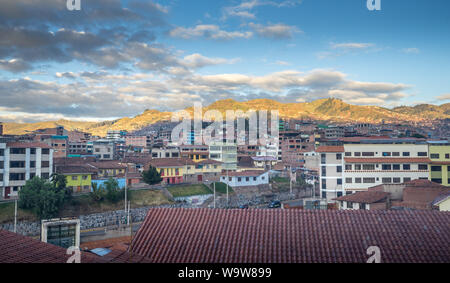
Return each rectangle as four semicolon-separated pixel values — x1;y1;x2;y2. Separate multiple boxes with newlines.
268;200;281;208
239;204;249;209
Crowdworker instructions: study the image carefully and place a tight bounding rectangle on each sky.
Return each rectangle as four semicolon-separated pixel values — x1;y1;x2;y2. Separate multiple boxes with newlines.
0;0;449;123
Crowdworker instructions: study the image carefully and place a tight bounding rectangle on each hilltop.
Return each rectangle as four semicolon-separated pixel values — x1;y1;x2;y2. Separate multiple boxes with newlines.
2;98;449;136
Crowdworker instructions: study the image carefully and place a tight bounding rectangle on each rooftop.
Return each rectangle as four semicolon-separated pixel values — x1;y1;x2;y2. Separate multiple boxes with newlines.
334;191;390;204
129;208;450;263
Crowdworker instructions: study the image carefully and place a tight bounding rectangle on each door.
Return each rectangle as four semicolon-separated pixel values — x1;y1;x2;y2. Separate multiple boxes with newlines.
197;175;203;182
4;187;10;199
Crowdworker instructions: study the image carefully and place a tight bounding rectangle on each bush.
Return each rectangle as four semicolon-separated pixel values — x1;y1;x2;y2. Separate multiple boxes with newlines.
142;166;162;185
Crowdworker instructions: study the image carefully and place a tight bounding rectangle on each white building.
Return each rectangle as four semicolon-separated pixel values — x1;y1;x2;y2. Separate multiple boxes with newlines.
209;142;237;170
220;170;269;188
1;142;53;199
317;138;431;202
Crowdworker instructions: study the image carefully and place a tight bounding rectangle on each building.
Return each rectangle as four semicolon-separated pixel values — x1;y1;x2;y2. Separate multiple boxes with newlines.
92;139;115;160
129;208;450;263
1;142;53;199
179;145;209;162
146;158;193;185
106;130;127;140
151;147;180;158
209;142;237;170
317;138;431;202
183;159;223;183
88;161;127;178
334;191;390;210
432;192;450;211
427;141;450;186
55;165;96;193
41;218;81;248
220;170;269;188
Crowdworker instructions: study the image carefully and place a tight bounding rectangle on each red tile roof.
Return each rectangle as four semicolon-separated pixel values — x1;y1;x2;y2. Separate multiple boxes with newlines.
87;161;127;169
395;187;450;210
223;170;267;177
55;165;98;174
129;208;450;263
344;157;431;163
0;229;151;263
334;191;390;204
0;229;100;263
315;146;344;153
147;158;195;168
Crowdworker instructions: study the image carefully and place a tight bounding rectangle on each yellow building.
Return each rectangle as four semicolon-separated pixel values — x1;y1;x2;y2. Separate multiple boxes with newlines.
56;165;96;193
88;161;127;177
428;143;450;186
432;194;450;211
147;158;189;184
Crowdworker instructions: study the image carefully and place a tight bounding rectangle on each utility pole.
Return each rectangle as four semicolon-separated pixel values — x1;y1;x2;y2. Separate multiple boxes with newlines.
226;170;229;207
127;200;130;227
124;166;128;225
213;181;216;209
14;198;17;233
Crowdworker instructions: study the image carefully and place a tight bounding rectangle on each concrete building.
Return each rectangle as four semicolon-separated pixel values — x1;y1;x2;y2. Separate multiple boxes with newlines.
125;135;148;148
209;142;237;170
1;142;53;199
427;141;450;186
220;170;269;188
151;147;180;158
317;138;431;202
92;139;115;160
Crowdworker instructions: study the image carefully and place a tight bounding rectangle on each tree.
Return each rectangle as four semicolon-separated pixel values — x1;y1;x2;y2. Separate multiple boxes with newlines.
104;177;123;203
89;182;105;202
51;173;71;201
142;166;163;185
18;176;65;219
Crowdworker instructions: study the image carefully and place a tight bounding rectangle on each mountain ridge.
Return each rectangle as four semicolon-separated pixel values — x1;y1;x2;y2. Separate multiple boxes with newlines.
2;98;449;136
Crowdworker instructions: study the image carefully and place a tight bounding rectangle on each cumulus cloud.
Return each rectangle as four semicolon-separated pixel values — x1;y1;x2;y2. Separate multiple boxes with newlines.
222;0;302;20
169;25;253;40
0;58;31;73
318;42;377;59
248;23;301;39
402;47;420;54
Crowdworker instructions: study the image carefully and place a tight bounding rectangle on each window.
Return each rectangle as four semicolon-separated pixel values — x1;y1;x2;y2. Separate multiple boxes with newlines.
403;164;410;170
446;154;450;159
345;152;351;157
382;152;391;157
417;152;427;157
345;178;352;183
42;149;50;154
355;178;362;183
321;166;326;176
337;192;343;197
403;177;411;182
362;164;375;170
10;161;25;168
360;203;366;210
363;178;375;183
0;149;4;156
337;179;342;185
11;148;26;154
82;175;88;180
72;176;78;180
0;174;3;181
238;177;242;182
355;164;361;170
392;152;400;156
362;152;374;157
337;166;342;173
9;173;25;181
42;161;50;167
336;153;342;160
431;166;442;172
393;164;400;170
253;177;257;181
402;152;410;157
393;177;401;183
321;179;326;189
430;153;440;159
30;173;35;179
382;164;392;170
345;164;352;170
382;177;392;183
347;202;353;209
418;164;428;170
354;152;361;157
30;148;36;154
322;191;327;198
431;178;442;184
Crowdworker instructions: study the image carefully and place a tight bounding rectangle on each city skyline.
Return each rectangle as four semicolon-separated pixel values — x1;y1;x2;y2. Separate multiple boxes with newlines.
1;0;449;123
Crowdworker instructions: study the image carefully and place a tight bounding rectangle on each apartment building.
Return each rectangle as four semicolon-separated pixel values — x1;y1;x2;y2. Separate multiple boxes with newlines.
151;147;180;158
92;139;115;160
428;141;450;186
209;142;238;170
1;142;53;199
318;138;431;202
125;135;147;148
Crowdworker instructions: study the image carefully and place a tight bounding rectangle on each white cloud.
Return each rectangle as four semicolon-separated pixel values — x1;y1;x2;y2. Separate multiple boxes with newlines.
169;25;253;40
248;23;301;39
402;47;420;54
436;93;450;101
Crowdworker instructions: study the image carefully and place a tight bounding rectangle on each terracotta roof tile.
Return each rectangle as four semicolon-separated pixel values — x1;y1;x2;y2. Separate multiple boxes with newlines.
6;142;51;149
315;146;344;153
129;208;450;263
334;191;390;203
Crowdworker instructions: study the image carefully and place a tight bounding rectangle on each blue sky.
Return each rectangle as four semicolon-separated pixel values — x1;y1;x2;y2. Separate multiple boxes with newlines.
0;0;449;122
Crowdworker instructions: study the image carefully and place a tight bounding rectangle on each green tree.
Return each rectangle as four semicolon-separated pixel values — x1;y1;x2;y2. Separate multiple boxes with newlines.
142;166;163;185
104;177;122;203
89;182;105;202
18;176;65;219
51;173;71;201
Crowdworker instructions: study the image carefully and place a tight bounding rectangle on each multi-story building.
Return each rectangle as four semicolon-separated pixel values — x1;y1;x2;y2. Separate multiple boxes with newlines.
151;147;180;158
179;145;209;162
125;135;147;148
209;142;237;170
1;142;53;199
317;138;431;202
106;130;127;140
184;159;223;183
146;158;192;185
428;141;450;186
92;139;115;160
55;165;97;193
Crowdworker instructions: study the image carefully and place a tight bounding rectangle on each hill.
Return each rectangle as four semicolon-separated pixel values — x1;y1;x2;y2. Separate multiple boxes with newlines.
2;98;449;136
